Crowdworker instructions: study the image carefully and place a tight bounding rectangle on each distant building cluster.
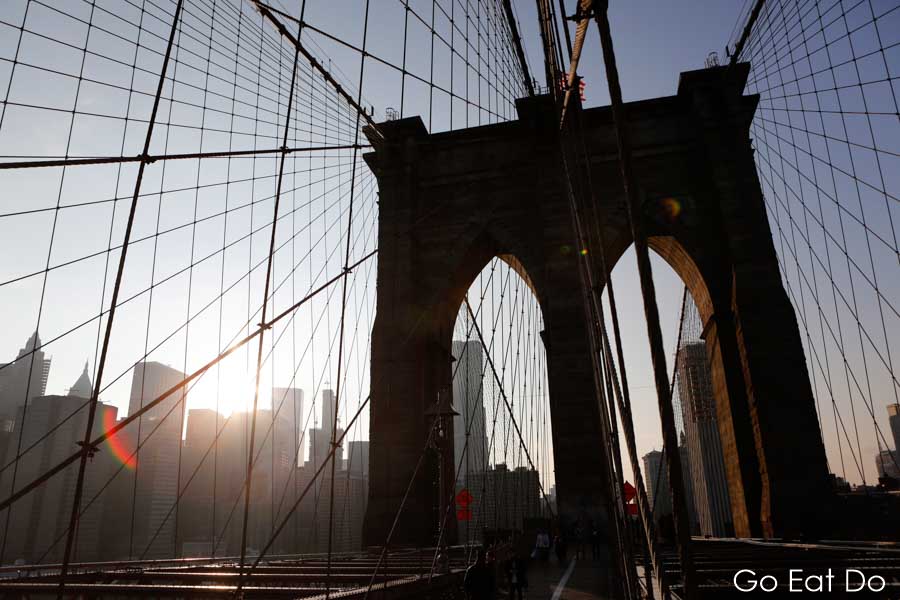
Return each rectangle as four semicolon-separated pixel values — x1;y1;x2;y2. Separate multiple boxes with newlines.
0;332;368;565
450;340;545;543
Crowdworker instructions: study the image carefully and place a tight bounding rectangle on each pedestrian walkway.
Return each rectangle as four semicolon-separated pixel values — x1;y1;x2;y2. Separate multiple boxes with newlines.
506;555;612;599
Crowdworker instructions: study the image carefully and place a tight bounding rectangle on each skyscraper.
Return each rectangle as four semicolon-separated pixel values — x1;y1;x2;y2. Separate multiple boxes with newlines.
112;361;187;559
272;387;303;466
347;440;369;477
451;340;488;484
251;408;299;554
643;450;670;517
307;389;343;474
642;444;699;535
320;388;336;438
677;342;733;536
888;403;900;455
875;449;900;481
178;408;219;556
0;331;52;428
0;368;116;564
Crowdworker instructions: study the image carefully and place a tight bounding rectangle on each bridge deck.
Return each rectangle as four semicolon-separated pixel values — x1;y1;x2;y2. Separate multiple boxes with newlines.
524;555;612;599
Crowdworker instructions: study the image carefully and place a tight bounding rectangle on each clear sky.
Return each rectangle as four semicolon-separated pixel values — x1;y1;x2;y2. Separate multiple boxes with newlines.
1;0;897;490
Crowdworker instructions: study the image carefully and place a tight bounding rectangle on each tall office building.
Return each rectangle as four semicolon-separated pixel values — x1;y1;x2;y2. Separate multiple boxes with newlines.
888;403;900;455
127;362;186;423
347;440;369;477
295;390;370;554
0;331;52;428
0;368;117;564
109;361;187;559
451;340;488;484
677;342;733;536
642;441;699;536
269;387;305;553
251;408;299;554
876;449;900;481
320;388;336;438
177;406;301;557
272;387;303;465
208;411;253;556
178;408;219;556
307;389;343;474
302;389;344;551
643;450;670;516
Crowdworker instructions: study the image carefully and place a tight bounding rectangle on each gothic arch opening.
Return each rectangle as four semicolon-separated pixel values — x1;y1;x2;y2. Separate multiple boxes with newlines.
444;255;554;547
599;237;737;540
599;242;685;476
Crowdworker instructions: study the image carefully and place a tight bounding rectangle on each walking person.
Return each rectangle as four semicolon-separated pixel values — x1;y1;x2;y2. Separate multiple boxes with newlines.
464;549;496;600
574;524;586;560
553;532;567;565
590;525;602;560
535;529;550;562
533;529;550;561
505;554;529;600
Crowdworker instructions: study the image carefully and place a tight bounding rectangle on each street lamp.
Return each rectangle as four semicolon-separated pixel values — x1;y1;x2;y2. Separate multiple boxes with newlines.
426;387;458;545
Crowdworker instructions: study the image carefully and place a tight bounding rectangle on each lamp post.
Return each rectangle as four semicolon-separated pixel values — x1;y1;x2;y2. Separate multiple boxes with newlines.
426;387;459;547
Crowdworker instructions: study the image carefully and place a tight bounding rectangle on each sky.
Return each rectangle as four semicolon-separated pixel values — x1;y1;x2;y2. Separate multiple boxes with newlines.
0;0;896;491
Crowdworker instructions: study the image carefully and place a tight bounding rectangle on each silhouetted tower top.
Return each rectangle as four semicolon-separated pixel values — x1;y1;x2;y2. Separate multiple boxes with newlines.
68;362;92;399
0;330;52;419
20;330;41;355
321;388;337;434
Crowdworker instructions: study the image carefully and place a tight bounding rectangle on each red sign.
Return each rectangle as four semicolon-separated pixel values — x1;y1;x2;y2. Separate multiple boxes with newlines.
455;488;473;507
457;508;472;521
623;481;636;503
626;503;638;516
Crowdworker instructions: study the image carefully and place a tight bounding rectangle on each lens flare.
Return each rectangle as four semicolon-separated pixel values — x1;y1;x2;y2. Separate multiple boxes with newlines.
659;196;682;221
104;408;136;469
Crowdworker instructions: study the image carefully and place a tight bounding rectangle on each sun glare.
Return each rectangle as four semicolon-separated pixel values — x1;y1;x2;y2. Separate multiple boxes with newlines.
188;364;262;417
